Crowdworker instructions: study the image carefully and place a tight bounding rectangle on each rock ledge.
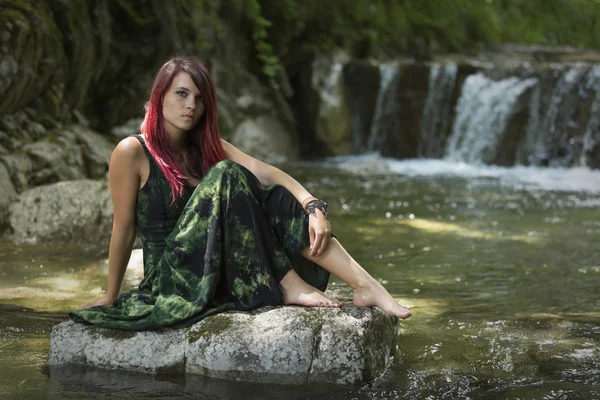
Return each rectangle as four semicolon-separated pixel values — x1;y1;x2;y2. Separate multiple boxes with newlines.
48;303;400;385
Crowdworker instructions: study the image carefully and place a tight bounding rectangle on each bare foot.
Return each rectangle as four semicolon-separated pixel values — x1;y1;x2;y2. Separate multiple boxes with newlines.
353;278;412;319
280;270;342;308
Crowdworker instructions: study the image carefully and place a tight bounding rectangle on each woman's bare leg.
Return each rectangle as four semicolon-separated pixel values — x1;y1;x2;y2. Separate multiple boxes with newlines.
302;238;412;319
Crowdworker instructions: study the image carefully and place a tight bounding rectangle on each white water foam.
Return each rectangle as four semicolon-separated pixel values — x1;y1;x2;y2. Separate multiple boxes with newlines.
446;73;538;164
314;155;600;194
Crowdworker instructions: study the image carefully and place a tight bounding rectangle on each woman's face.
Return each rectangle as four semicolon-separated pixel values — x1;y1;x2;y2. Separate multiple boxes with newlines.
162;71;205;136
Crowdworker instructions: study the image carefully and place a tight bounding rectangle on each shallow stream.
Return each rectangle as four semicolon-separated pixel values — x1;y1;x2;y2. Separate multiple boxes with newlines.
1;158;599;399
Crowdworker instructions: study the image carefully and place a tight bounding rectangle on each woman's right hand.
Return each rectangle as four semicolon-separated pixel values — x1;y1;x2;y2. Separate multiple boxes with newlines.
78;296;115;310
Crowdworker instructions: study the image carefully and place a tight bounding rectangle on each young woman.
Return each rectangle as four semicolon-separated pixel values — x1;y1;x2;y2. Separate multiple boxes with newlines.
71;56;411;330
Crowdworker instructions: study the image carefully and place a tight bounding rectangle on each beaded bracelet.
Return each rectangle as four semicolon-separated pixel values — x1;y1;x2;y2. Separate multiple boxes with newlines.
305;199;329;220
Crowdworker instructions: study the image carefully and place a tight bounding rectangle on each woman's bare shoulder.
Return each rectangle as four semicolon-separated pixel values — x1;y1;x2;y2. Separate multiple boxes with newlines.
111;136;145;162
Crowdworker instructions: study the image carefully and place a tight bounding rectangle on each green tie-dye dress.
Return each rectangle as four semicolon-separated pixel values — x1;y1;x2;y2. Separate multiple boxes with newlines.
69;135;329;331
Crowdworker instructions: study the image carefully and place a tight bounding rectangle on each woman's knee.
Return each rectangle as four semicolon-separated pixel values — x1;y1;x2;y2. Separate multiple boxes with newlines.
212;159;239;171
206;159;245;177
206;159;257;185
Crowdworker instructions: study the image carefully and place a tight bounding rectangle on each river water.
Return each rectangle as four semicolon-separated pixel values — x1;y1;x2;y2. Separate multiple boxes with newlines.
1;158;599;399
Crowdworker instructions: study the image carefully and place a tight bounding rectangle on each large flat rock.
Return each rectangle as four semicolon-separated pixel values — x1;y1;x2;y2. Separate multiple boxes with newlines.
48;300;401;385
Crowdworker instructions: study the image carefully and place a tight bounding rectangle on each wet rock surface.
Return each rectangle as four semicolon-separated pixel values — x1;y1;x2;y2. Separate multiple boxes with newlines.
48;295;400;385
310;52;353;156
8;180;112;244
342;61;381;153
230;116;299;163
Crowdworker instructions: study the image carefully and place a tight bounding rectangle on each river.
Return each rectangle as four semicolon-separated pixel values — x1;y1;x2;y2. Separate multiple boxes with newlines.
1;157;599;399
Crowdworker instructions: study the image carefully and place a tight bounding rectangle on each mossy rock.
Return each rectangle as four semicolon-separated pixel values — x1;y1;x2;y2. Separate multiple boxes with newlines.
49;298;402;385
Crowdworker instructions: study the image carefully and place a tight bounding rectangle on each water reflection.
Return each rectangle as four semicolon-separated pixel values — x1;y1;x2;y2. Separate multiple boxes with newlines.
44;366;358;400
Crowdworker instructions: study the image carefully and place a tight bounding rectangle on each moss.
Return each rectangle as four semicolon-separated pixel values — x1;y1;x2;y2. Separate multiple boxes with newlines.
188;314;235;344
91;328;137;340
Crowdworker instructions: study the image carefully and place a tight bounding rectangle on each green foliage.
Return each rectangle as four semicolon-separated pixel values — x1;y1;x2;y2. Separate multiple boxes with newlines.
226;0;600;81
230;0;283;88
114;0;155;25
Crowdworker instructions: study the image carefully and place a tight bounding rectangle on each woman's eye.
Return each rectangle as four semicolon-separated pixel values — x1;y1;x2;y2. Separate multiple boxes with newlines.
195;96;203;102
177;91;187;96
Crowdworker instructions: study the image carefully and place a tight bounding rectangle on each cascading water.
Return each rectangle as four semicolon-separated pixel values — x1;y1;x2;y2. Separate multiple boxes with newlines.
518;67;590;167
366;64;398;153
313;58;344;112
444;73;537;164
350;58;600;169
419;63;458;158
582;67;600;167
515;83;543;165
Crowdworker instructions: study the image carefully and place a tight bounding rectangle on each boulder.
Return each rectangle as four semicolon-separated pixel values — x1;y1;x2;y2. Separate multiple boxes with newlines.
48;296;400;385
8;179;112;244
110;118;143;139
0;162;17;228
23;137;87;185
231;116;299;163
66;125;114;178
22;126;113;187
0;124;113;195
49;321;187;374
0;152;34;193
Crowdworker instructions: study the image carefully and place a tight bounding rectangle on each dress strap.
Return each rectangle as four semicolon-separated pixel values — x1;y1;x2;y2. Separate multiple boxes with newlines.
131;134;152;157
130;134;161;185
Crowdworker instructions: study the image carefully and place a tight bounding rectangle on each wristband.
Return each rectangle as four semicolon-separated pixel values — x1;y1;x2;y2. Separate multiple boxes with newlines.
305;199;329;220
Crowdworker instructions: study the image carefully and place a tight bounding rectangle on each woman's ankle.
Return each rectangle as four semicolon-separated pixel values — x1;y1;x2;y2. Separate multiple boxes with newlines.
280;269;302;289
345;263;379;291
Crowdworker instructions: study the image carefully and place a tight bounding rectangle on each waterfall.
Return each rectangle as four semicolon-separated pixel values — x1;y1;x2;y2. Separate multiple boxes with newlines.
581;67;600;167
357;59;600;169
543;68;588;137
366;64;398;152
516;67;590;166
313;59;344;111
445;73;537;164
419;63;458;158
515;83;542;165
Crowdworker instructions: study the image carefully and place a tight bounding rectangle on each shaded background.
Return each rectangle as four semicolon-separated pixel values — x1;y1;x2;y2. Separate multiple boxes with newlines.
3;0;600;157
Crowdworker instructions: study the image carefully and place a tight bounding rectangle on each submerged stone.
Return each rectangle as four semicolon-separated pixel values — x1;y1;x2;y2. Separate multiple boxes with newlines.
48;301;401;385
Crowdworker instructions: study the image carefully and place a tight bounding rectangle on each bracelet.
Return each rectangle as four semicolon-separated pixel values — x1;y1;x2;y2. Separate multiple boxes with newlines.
305;199;329;220
301;196;317;208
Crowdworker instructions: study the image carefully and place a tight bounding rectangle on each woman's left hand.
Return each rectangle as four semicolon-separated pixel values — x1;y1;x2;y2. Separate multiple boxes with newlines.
308;209;331;257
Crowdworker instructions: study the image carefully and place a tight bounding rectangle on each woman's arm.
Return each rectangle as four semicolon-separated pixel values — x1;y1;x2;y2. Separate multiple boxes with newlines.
79;138;142;309
222;139;330;256
221;140;312;202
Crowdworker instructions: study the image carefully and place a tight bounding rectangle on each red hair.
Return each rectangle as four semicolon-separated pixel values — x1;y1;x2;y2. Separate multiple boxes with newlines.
140;56;226;203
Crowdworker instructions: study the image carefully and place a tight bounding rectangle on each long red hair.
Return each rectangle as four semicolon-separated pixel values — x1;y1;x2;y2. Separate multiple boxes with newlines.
140;56;226;203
